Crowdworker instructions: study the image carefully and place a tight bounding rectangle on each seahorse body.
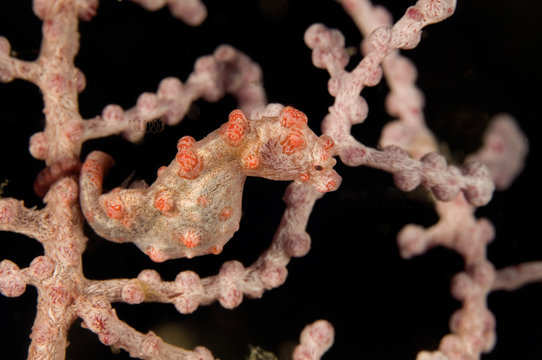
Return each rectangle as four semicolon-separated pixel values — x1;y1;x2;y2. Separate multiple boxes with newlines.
80;106;341;261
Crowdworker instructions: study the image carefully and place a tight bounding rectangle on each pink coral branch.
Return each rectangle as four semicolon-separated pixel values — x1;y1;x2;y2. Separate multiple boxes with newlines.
325;1;531;359
306;0;456;167
0;0;537;358
80;45;266;143
443;261;498;358
397;195;495;264
2;0;316;356
359;146;494;206
0;260;28;298
337;0;437;158
0;198;45;239
304;2;495;208
75;296;215;360
129;0;207;25
0;38;41;84
83;181;323;314
392;113;528;358
468;114;529;190
492;262;542;292
397;111;528;264
293;320;335;360
28;295;77;360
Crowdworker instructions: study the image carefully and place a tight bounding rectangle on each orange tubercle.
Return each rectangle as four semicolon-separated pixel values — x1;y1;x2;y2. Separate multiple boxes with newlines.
104;199;123;219
154;190;176;215
221;109;248;146
325;180;338;192
280;106;308;128
177;135;196;151
178;230;201;248
242;154;259;169
281;130;306;155
197;195;209;207
146;247;168;263
228;109;247;124
156;166;167;177
320;134;335;150
219;206;234;221
176;150;203;179
120;214;133;228
207;245;223;255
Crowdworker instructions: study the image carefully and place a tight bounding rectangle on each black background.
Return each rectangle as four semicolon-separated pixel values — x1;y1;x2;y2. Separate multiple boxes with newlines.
1;0;541;359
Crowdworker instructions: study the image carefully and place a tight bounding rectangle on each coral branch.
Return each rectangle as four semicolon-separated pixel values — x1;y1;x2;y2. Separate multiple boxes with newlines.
28;294;77;360
0;260;27;297
306;0;456;166
293;320;334;360
0;37;40;83
84;181;323;314
397;199;495;264
439;261;497;359
468;114;528;190
129;0;207;25
361;146;494;206
0;198;45;239
75;296;214;360
492;262;542;292
0;0;537;359
337;0;438;158
304;0;494;209
329;1;529;359
81;45;266;143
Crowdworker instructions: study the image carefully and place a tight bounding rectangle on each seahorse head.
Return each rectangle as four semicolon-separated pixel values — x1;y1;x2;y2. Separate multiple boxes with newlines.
246;106;342;193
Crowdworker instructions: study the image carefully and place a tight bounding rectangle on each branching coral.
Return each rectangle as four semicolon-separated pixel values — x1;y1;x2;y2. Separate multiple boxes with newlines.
1;0;541;359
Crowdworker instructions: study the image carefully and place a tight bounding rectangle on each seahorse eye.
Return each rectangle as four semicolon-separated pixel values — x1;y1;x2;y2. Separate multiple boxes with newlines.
314;165;324;171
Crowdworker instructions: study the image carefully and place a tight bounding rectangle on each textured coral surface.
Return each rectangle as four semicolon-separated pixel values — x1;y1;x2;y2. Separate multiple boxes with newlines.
1;0;541;359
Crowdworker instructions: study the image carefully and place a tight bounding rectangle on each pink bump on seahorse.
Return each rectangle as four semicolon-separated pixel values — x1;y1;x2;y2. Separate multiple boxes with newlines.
79;106;341;262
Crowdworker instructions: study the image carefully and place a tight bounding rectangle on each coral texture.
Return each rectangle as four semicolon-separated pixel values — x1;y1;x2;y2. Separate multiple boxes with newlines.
0;0;540;359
